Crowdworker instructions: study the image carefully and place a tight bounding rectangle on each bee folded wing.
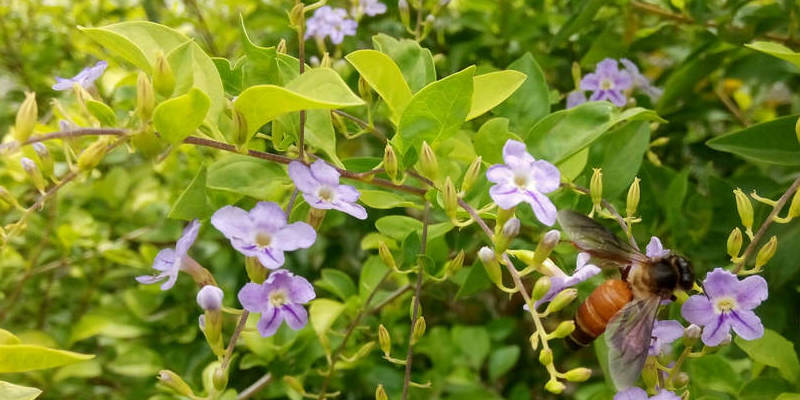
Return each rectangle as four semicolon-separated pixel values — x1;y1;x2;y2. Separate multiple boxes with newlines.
604;296;660;390
556;210;649;268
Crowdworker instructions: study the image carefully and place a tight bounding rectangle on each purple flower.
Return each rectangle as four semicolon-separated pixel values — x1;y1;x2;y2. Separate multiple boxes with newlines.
486;140;561;226
305;6;358;45
136;219;201;290
681;268;767;346
580;59;632;107
645;236;670;259
621;58;663;101
614;388;680;400
238;270;316;337
197;285;224;311
649;320;684;356
52;61;108;91
211;202;316;269
355;0;387;16
530;252;601;309
566;90;587;109
288;160;367;220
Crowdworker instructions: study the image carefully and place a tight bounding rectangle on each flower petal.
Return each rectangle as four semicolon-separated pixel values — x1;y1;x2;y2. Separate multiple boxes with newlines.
606;89;628;107
238;282;268;312
566;91;587;109
288;273;316;304
256;248;285;269
274;222;317;251
249;202;288;232
530;160;560;193
331;199;368;219
736;274;768;310
502;140;534;165
701;313;732;346
288;161;319;193
681;295;715;326
486;165;513;184
580;73;601;91
596;58;620;75
136;273;166;285
152;248;177;272
335;184;361;203
525;190;557;226
576;252;591;269
281;303;309;330
729;310;764;341
310;160;341;186
645;236;670;259
613;387;648;400
257;307;283;337
535;276;567;307
569;264;601;284
175;219;201;257
211;205;252;240
703;267;739;299
489;185;525;209
650;390;681;400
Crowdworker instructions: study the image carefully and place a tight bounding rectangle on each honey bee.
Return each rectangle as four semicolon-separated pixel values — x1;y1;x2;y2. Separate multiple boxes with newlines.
556;210;695;389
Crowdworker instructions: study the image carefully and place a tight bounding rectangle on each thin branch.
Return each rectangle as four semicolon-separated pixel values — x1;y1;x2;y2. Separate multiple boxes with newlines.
733;175;800;273
332;110;387;142
237;373;273;400
714;85;750;127
401;201;429;400
0;128;126;152
370;283;413;312
221;310;250;372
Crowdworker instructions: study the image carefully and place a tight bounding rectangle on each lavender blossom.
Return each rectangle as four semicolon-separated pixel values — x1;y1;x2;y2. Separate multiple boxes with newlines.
305;6;358;45
614;388;680;400
355;0;387;16
649;320;684;356
486;139;561;226
566;90;587;109
681;267;767;346
52;61;108;91
621;58;663;101
238;270;316;337
211;202;316;269
136;219;201;290
288;160;367;220
645;236;670;259
580;59;633;107
529;253;601;309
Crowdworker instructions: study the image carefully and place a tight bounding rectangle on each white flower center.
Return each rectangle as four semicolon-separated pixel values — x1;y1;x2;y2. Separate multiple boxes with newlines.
269;289;288;307
317;186;335;202
600;79;614;90
714;296;737;313
255;232;272;248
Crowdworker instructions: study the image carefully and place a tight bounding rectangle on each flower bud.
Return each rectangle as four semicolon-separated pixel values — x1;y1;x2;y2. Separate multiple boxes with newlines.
375;384;388;400
590;168;603;207
532;230;560;266
626;177;640;218
571;62;582;88
399;0;411;28
212;367;228;391
136;72;155;121
378;241;397;270
789;187;800;218
419;141;439;181
641;360;659;389
531;276;551;301
359;76;373;104
289;2;305;29
529;333;539;350
378;324;391;357
283;376;306;395
754;235;777;269
733;188;754;235
409;297;422;320
77;139;109;171
550;320;575;339
684;324;701;341
196;285;224;311
461;156;482;194
502;217;520;239
673;372;690;387
0;186;23;210
545;288;577;314
727;227;743;259
384;144;399;182
538;348;553;366
233;109;249;150
411;316;426;344
447;250;465;275
478;246;502;286
308;207;326;230
158;370;195;397
563;367;592;382
14;92;37;142
276;38;287;54
153;52;175;98
544;379;565;394
245;256;267;284
650;137;670;147
320;52;332;69
20;157;46;193
32;143;54;178
443;176;458;221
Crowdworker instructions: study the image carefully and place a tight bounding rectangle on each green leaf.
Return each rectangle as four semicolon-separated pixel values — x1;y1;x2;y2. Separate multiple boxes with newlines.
473;118;522;165
206;154;290;200
152;88;210;144
53;359;102;382
656;48;730;114
394;66;475;156
212;57;243;95
314;269;357;301
493;53;550;133
551;0;604;46
739;377;792;400
234;68;363;139
595;121;651;198
359;256;390;299
107;346;162;377
488;345;521;381
706;115;800;166
558;148;589;182
375;215;453;241
0;345;94;373
467;71;526;121
452;326;490;369
0;381;42;400
372;33;436;92
776;394;800;400
275;109;342;167
309;299;345;350
85;100;116;126
80;21;224;123
358;189;419;209
346;49;413;121
455;265;492;298
746;41;800;70
735;329;800;383
686;355;740;394
70;312;148;343
239;17;299;87
0;329;21;345
168;167;212;220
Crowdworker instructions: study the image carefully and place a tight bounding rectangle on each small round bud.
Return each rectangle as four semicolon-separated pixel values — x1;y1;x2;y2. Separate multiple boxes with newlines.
532;230;560;265
378;324;391;357
158;370;195;397
546;288;578;314
673;372;690;387
478;246;495;263
384;144;399;182
550;320;575;339
443;176;458;220
378;241;397;270
136;72;155;121
461;156;482;194
590;168;603;207
684;324;701;340
212;367;228;391
531;276;552;301
626;177;640;218
502;217;520;239
420;141;439;181
14;92;37;142
32;143;54;178
411;316;426;344
447;250;465;274
733;188;754;234
20;157;46;193
375;384;388;400
196;285;224;311
563;367;592;382
478;246;502;285
727;227;743;259
795;116;800;145
408;297;422;320
153;52;175;98
755;235;777;269
544;378;565;394
538;348;553;366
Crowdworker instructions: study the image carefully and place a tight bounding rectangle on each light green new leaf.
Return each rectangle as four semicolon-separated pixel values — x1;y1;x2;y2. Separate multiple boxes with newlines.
394;66;475;156
375;216;453;241
275;109;343;167
372;33;436;92
488;345;521;381
168;167;211;220
153;88;210;144
309;299;345;350
358;189;419;209
85;100;116;127
493;53;550;133
314;269;357;301
0;381;42;400
0;345;94;373
595;120;651;198
467;71;526;121
234;68;363;138
736;329;800;383
207;154;290;200
0;329;21;345
473;118;522;164
746;41;800;70
346;50;413;122
706;115;800;166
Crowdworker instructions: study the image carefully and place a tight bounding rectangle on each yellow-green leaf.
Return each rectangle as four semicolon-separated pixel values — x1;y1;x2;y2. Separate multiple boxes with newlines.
309;299;345;351
0;381;42;400
746;41;800;70
153;88;210;144
467;71;527;121
0;329;21;345
346;50;413;122
0;345;94;373
85;100;117;126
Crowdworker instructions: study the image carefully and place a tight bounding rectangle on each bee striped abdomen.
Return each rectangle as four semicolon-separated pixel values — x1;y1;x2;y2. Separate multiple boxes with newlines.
567;279;633;349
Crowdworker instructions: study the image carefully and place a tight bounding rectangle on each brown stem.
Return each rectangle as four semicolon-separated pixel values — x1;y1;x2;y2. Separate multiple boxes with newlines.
332;110;387;142
297;0;307;161
221;310;250;372
0;128;126;151
401;201;429;400
237;372;273;400
714;85;750;127
733;175;800;273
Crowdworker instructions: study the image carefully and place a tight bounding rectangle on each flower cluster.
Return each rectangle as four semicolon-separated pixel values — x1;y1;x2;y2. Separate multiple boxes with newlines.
238;270;316;337
353;0;387;17
567;58;661;109
305;0;386;44
52;60;107;91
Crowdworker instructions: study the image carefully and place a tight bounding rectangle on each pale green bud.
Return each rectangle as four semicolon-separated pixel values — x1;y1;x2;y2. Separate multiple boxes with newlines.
158;370;195;397
538;348;553;366
14;92;37;142
727;227;743;259
673;372;689;387
532;230;560;266
796;117;800;145
136;72;155;121
502;217;520;239
447;250;465;274
754;236;777;269
733;188;754;234
32;143;54;178
789;188;800;218
153;52;175;98
531;276;551;301
378;324;391;357
626;177;640;218
283;376;305;394
550;320;575;339
384;144;399;182
289;2;305;30
443;176;458;220
399;0;411;28
461;156;482;194
20;157;45;193
420;141;439;181
212;367;228;391
411;316;426;344
233;109;249;150
545;288;578;314
544;379;565;394
409;297;422;320
320;52;332;68
590;168;603;207
245;256;267;284
77;139;109;171
478;246;502;286
571;62;582;88
375;384;388;400
359;76;373;104
276;38;287;54
563;367;592;382
529;333;539;350
0;186;23;210
650;137;670;147
378;241;397;270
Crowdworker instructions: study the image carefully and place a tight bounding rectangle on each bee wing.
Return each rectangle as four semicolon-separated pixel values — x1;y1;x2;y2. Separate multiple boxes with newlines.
604;296;660;390
557;210;649;268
